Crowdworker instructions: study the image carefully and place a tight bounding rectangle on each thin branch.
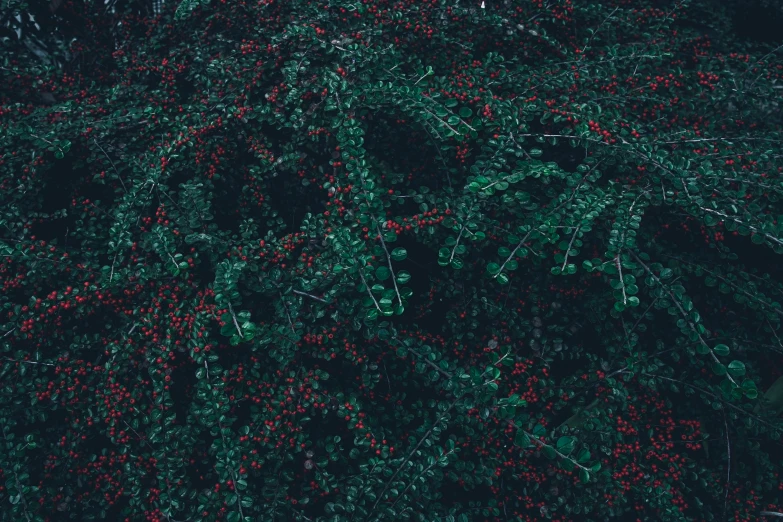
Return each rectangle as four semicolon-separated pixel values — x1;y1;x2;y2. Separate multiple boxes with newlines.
3;357;55;367
279;292;298;336
422;108;462;135
293;289;328;303
217;422;245;521
615;254;627;305
375;224;402;306
109;253;118;284
368;397;460;518
699;208;783;247
509;423;590;471
227;302;244;339
579;6;620;55
556;225;581;272
93;138;127;193
389;448;456;514
629;250;738;386
448;205;475;262
662;255;783;317
642;373;781;431
123;420;155;451
357;265;382;312
722;409;731;520
495;229;533;277
406;347;454;380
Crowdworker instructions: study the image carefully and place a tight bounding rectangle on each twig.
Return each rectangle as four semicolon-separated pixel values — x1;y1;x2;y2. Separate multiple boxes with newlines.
406;347;454;380
662;256;783;318
109;253;118;284
560;226;581;272
123;420;155;451
579;6;620;56
217;422;245;521
227;302;244;339
94;138;127;193
389;449;456;514
383;362;392;394
495;229;533;277
615;254;627;305
722;408;731;520
629;250;738;387
509;423;590;471
3;357;55;367
642;373;781;431
357;265;382;312
449;205;475;262
422;108;462;135
279;292;298;336
368;397;460;518
293;289;328;303
375;224;402;306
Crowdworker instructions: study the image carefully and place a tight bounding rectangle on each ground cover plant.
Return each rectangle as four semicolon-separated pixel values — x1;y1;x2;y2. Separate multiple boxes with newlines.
1;0;783;520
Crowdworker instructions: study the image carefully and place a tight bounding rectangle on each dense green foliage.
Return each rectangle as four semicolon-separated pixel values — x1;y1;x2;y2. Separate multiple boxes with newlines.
2;0;783;520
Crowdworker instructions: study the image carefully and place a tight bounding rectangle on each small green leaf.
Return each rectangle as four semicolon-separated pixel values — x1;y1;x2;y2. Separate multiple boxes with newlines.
727;360;746;377
577;448;590;464
556;436;576;454
515;431;532;448
391;247;407;261
714;344;730;356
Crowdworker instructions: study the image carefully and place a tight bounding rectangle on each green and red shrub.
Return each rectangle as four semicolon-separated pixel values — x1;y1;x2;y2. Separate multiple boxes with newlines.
1;0;783;521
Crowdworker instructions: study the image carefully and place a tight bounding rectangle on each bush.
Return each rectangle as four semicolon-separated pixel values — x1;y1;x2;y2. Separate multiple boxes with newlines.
1;0;783;520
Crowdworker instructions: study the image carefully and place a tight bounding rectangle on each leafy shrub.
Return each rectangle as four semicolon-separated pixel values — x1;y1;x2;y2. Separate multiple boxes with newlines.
1;0;783;521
